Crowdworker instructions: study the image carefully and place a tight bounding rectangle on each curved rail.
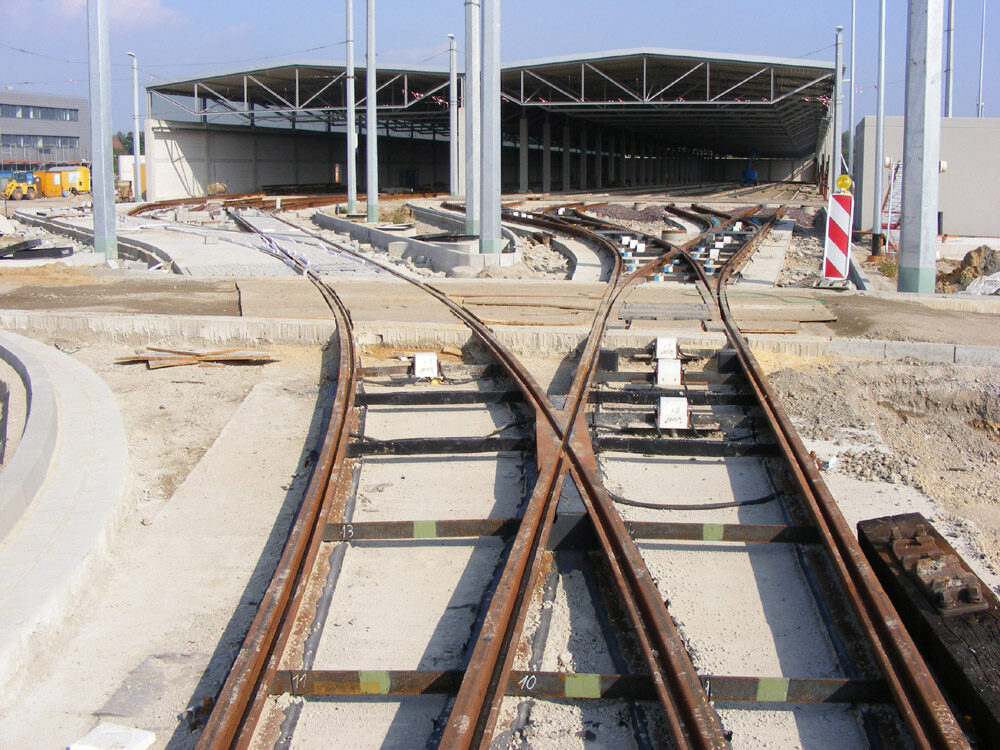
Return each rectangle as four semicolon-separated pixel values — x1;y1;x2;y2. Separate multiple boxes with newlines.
714;238;968;749
195;225;359;749
197;198;969;749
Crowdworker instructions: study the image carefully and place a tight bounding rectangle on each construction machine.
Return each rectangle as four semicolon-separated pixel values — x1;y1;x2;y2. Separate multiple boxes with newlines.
0;173;38;200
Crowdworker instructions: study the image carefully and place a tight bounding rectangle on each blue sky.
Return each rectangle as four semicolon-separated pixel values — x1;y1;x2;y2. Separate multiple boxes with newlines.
0;0;994;133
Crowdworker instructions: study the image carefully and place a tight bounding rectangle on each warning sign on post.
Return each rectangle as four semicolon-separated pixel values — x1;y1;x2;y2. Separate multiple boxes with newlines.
823;192;855;280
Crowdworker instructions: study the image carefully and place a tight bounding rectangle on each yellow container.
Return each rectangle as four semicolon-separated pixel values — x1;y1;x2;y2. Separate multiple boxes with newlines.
35;171;63;198
58;166;90;195
36;166;91;197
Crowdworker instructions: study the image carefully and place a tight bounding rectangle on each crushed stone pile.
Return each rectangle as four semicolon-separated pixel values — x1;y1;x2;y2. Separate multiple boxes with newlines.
937;245;1000;293
836;448;914;485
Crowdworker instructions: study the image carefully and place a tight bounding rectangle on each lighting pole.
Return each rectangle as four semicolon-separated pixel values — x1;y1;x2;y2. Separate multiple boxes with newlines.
126;52;142;201
464;0;481;236
832;25;843;197
346;0;357;214
87;0;116;261
848;0;856;176
978;0;987;117
366;0;379;223
448;33;459;196
480;0;501;254
944;0;955;116
899;0;944;294
872;0;887;254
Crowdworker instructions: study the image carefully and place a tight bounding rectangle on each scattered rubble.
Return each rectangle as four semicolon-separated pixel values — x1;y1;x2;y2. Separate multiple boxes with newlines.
584;203;676;238
775;208;826;287
836;448;914;485
937;245;1000;293
768;356;1000;572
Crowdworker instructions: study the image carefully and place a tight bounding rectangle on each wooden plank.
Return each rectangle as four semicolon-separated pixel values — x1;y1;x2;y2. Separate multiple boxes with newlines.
146;346;244;357
858;512;1000;746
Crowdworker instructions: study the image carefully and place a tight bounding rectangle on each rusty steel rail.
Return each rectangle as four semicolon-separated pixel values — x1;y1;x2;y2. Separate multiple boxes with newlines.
276;207;733;748
554;202;971;748
128;190;443;217
711;236;969;749
194;221;360;749
194;198;967;750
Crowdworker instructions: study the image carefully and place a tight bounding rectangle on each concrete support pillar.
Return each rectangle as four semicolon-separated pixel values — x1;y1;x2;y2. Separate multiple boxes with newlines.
562;124;571;191
639;142;647;185
579;127;587;190
542;119;551;193
519;115;529;194
607;132;615;183
629;138;639;187
622;138;629;186
899;0;943;293
595;130;603;190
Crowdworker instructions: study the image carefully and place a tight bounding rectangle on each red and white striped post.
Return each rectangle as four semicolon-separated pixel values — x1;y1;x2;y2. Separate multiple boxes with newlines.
823;190;855;280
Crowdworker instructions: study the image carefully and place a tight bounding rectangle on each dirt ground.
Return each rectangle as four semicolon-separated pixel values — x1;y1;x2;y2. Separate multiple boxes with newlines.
763;353;1000;578
0;339;328;748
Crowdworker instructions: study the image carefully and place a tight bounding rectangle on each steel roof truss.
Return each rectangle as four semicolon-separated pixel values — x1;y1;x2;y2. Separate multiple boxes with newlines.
770;72;834;105
521;69;582;104
710;67;770;102
646;62;705;101
300;72;346;109
247;75;296;110
584;62;644;102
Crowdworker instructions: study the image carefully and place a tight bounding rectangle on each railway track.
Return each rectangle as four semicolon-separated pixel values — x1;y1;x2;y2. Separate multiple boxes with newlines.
193;199;970;748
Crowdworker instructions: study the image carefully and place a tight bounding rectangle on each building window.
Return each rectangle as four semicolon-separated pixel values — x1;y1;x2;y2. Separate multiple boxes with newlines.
0;104;79;121
1;134;80;149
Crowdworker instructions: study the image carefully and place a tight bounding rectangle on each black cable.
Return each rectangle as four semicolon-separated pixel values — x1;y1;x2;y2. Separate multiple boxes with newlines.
607;490;783;511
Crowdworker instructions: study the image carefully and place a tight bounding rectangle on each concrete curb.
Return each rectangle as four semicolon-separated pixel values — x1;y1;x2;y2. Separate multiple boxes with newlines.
13;209;183;272
0;332;128;697
313;210;522;274
0;309;339;346
1;309;998;366
0;336;59;542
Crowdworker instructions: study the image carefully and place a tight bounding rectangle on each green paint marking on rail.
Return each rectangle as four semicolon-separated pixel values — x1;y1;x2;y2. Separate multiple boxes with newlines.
702;523;725;542
564;673;602;699
413;521;437;539
359;670;391;695
756;677;790;702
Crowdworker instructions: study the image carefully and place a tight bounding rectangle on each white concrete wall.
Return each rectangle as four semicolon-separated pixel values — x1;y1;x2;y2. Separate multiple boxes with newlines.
147;119;450;201
855;116;1000;236
147;121;342;200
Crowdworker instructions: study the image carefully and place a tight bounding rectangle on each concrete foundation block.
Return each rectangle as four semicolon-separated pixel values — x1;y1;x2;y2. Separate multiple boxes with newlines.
884;341;956;363
954;345;1000;367
827;338;888;360
386;241;408;259
68;722;155;750
746;335;828;359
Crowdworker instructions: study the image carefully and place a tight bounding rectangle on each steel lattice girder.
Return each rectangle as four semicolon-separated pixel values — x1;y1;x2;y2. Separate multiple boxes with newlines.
147;48;834;158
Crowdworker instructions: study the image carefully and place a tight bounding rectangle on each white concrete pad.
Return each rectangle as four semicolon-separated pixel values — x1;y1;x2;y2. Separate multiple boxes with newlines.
68;722;155;750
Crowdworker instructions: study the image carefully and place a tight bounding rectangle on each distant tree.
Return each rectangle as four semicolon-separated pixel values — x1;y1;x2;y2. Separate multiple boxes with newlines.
113;131;144;156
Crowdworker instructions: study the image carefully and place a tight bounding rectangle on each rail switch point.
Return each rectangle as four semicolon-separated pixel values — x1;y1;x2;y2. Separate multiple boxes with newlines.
655;337;678;360
658;396;690;430
656;359;683;388
412;352;439;379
